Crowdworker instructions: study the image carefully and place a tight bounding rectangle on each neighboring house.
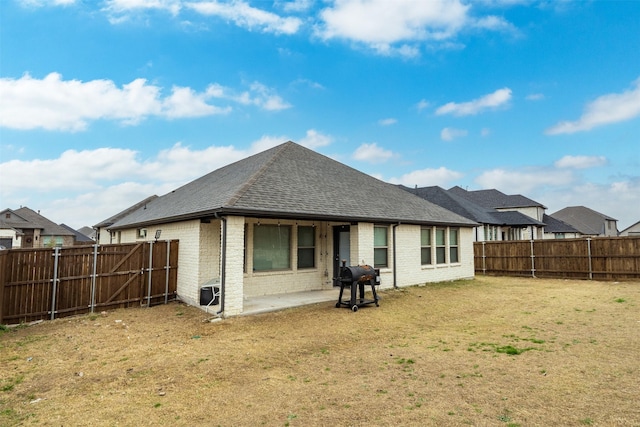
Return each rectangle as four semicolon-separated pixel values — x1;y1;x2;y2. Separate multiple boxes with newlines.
404;186;545;241
59;224;95;244
550;206;618;237
94;195;158;244
541;214;582;239
0;207;75;248
96;141;478;317
619;220;640;237
77;226;97;241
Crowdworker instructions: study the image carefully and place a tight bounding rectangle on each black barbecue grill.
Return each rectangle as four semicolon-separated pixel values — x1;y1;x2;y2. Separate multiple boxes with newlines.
335;262;380;312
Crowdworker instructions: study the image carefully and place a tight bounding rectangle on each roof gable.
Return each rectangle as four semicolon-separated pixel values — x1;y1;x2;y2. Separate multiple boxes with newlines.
449;186;546;209
4;207;74;236
108;142;477;229
550;206;617;235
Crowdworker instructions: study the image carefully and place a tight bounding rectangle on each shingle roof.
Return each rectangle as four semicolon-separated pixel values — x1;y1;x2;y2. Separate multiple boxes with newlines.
402;186;544;226
449;186;546;209
542;214;580;234
94;195;158;228
550;206;617;235
0;207;74;236
108;142;477;229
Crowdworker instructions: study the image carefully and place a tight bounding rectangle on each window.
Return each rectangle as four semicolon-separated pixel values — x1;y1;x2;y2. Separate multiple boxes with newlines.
436;228;446;264
420;227;432;265
449;228;459;263
374;226;388;268
253;225;291;271
297;226;315;269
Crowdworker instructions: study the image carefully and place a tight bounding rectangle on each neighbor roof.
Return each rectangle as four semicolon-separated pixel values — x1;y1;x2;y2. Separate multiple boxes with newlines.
401;186;544;226
0;207;74;237
449;186;546;210
542;214;580;234
107;142;477;229
550;206;617;235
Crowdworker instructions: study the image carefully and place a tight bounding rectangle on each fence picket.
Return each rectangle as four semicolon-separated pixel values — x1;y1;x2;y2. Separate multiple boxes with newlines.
475;236;640;280
0;241;178;325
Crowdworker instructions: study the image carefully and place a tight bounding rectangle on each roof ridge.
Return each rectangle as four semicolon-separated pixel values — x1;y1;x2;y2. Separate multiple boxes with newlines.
225;142;291;207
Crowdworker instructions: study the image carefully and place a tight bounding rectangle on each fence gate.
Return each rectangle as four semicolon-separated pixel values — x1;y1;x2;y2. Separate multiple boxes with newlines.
0;241;178;325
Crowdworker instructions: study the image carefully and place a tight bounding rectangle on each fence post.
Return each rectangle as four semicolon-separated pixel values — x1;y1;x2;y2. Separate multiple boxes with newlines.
90;244;99;313
530;240;536;278
146;241;153;307
164;240;171;304
0;251;6;324
51;247;60;320
481;241;486;275
587;238;593;280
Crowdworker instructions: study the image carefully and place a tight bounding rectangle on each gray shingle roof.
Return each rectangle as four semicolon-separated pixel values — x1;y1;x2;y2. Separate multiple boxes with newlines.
449;186;546;209
108;142;477;229
0;207;74;236
94;195;158;228
550;206;616;235
542;214;580;233
402;186;544;226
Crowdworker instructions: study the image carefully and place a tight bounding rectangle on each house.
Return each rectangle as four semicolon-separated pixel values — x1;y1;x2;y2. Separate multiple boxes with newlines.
619;220;640;237
0;207;75;248
96;141;478;317
541;214;582;239
77;226;97;241
404;186;546;241
59;224;95;244
94;195;158;244
550;206;618;237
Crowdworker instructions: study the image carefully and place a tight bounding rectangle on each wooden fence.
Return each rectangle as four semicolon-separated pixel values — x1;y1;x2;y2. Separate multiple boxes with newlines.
0;240;179;325
474;236;640;281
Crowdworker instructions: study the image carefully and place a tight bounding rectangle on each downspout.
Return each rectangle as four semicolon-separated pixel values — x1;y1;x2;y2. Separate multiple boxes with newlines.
214;213;227;316
392;223;400;289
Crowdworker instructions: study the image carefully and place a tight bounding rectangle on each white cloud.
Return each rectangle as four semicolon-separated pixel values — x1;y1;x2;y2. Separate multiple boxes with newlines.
526;93;545;101
554;155;607;169
546;77;640;134
416;99;430;111
0;73;291;131
353;143;395;164
315;0;514;56
389;166;463;187
440;127;468;141
299;129;333;149
475;167;574;194
185;0;302;34
102;0;182;22
277;0;314;13
436;87;512;116
378;118;397;126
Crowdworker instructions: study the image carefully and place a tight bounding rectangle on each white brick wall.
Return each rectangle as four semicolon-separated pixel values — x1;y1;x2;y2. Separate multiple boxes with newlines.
109;217;475;315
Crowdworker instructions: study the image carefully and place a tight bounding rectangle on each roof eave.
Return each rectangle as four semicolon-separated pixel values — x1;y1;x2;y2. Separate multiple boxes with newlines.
107;207;478;230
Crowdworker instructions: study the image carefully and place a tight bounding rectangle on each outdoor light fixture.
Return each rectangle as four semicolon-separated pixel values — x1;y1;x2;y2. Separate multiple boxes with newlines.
154;230;162;241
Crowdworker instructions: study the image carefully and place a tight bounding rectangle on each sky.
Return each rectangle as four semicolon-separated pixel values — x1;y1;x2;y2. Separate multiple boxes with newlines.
1;0;639;231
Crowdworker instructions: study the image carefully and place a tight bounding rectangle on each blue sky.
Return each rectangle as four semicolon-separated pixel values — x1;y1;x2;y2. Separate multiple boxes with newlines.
1;0;639;231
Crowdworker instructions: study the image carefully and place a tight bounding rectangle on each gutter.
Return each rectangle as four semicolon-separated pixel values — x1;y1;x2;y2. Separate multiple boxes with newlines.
214;213;227;316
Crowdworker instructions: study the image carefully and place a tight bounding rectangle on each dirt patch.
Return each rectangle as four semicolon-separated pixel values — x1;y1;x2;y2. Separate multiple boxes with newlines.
1;276;639;426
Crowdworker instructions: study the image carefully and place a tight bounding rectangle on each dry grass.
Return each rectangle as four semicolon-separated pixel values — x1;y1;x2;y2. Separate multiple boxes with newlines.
1;276;639;426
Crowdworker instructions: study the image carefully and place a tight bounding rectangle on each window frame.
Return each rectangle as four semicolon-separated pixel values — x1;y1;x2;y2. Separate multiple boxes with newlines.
449;227;459;263
252;224;292;272
435;227;446;264
373;225;389;268
297;225;316;269
420;226;432;265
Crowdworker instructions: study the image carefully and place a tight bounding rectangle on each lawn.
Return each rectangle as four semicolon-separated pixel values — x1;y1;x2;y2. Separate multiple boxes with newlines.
1;276;639;426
